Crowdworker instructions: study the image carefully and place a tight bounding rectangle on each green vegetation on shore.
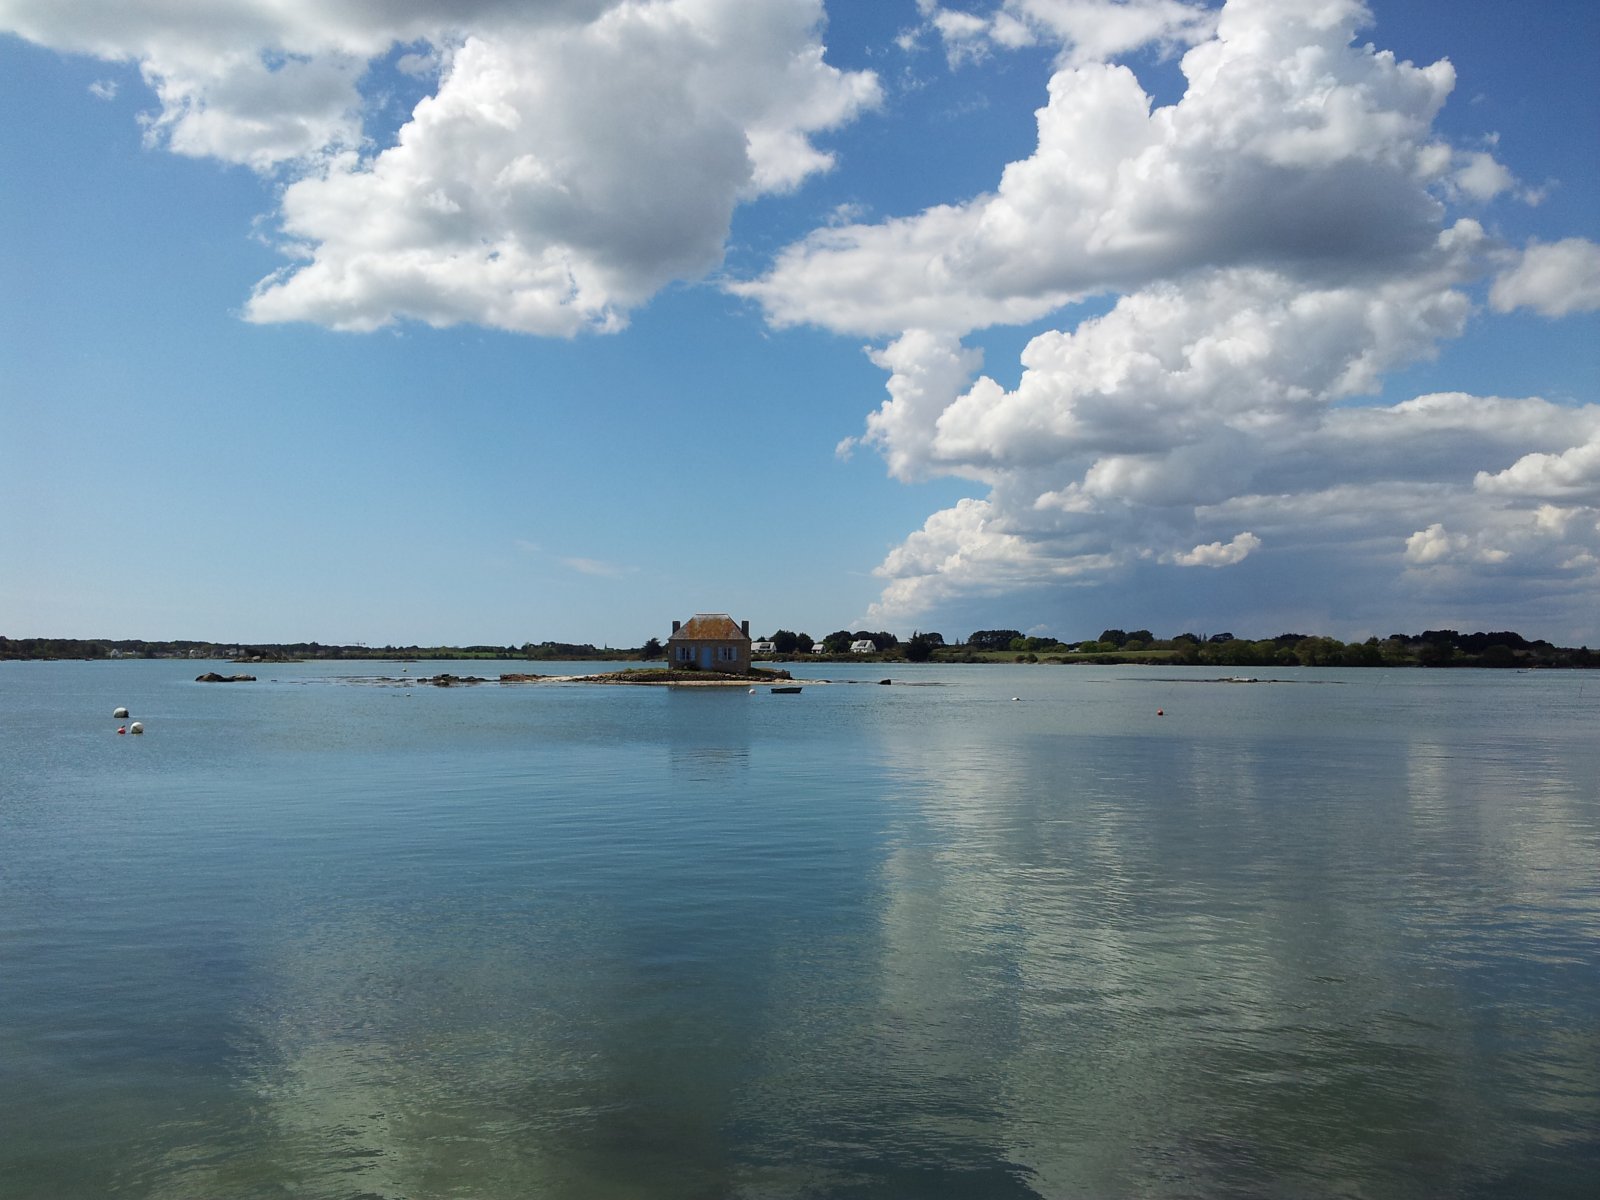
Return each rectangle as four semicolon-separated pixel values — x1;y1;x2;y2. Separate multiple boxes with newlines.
789;627;1595;669
901;628;1595;669
2;627;1592;668
0;638;640;663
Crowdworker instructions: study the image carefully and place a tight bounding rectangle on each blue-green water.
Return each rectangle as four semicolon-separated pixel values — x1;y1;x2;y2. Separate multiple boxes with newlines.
2;659;1597;1198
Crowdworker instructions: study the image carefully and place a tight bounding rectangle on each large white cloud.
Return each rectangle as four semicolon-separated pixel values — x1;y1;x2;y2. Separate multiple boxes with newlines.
736;0;1466;336
1;0;880;333
869;240;1482;487
867;361;1600;631
0;0;564;166
738;0;1595;635
857;252;1600;626
6;0;1593;636
1475;433;1600;504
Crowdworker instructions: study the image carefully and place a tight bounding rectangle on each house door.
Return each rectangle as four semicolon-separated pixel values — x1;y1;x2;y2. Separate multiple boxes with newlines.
701;646;713;669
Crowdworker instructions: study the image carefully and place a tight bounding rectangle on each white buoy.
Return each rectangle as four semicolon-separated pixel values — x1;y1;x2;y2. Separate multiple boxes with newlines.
128;721;144;735
748;687;756;694
1012;696;1021;702
114;706;129;718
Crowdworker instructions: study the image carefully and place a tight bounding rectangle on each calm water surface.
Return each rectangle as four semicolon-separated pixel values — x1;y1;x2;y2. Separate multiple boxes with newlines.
2;660;1597;1198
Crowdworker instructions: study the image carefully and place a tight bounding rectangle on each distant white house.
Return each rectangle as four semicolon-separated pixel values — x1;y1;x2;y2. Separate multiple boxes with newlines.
849;639;876;654
752;640;777;655
812;642;826;654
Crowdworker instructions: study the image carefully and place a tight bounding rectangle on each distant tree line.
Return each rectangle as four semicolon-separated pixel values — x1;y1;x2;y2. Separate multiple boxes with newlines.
764;630;816;654
4;628;1592;667
0;637;629;662
751;626;1594;668
1045;628;1592;668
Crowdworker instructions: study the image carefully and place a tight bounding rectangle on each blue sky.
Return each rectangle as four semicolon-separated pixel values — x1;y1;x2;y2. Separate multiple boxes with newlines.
2;0;1596;647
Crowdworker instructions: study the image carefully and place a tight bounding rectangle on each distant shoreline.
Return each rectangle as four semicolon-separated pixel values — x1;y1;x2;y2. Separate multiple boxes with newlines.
2;632;1593;670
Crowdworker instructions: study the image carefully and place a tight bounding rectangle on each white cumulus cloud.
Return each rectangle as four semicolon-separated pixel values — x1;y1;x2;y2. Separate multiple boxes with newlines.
854;259;1600;625
1168;532;1260;567
1489;238;1600;318
1449;150;1518;203
1404;522;1465;565
1475;433;1600;503
0;0;449;166
737;0;1467;336
919;0;1217;67
1;0;880;334
770;0;1597;635
1404;523;1510;567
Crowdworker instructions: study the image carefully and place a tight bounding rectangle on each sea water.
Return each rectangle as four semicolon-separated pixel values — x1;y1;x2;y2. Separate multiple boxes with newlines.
1;659;1597;1198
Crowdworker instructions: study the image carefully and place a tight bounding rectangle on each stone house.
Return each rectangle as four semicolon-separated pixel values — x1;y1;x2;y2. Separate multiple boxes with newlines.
667;614;752;672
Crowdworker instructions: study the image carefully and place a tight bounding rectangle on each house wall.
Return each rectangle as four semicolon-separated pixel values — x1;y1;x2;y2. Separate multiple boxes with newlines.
669;639;751;673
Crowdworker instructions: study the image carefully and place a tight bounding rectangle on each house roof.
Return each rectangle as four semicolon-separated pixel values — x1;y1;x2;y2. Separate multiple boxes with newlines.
669;613;749;642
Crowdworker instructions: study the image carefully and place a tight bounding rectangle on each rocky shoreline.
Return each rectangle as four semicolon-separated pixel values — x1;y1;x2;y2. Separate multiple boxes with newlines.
581;668;796;686
353;668;806;688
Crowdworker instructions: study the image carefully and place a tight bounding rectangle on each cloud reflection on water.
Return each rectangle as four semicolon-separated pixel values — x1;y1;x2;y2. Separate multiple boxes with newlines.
52;667;1598;1198
862;671;1600;1195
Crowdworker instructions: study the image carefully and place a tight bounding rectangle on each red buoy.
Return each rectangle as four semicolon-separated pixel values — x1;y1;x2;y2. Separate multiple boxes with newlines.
117;726;127;735
1156;709;1164;716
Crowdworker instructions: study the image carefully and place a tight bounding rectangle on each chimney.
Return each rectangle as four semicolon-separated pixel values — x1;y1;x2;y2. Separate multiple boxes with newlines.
741;620;749;637
672;620;680;634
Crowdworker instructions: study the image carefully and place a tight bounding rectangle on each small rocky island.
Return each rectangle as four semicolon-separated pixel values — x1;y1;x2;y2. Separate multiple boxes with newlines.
582;667;794;686
401;668;794;687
